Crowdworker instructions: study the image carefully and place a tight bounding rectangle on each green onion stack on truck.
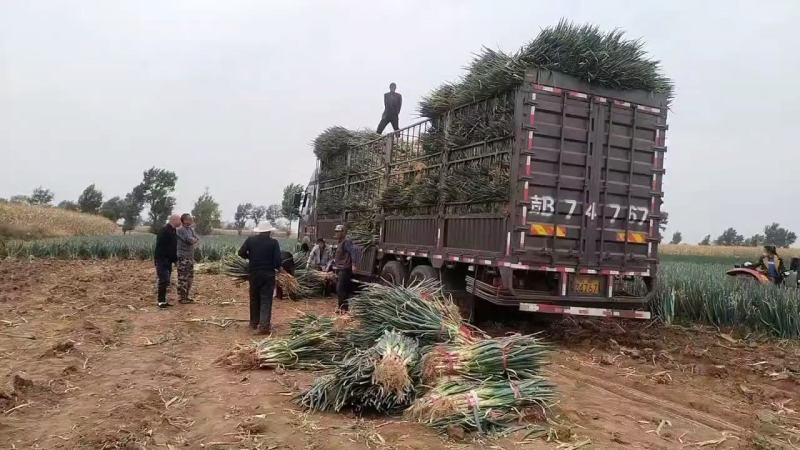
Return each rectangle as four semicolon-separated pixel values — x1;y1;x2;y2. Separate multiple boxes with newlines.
297;21;672;320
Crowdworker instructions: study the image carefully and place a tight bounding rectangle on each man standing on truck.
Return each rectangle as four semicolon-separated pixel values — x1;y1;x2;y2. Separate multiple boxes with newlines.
377;82;402;134
333;225;355;312
238;224;282;334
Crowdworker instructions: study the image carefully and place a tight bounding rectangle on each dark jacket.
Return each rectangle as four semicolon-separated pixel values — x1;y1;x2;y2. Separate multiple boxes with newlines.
383;92;402;118
280;251;295;275
334;238;354;270
154;224;178;263
238;234;282;274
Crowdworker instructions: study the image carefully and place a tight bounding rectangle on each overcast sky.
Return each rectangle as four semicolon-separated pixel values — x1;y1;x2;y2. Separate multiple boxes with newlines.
1;0;798;243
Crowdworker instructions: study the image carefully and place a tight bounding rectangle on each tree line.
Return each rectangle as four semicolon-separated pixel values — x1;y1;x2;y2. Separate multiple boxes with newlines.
231;184;303;235
1;170;305;236
669;223;797;248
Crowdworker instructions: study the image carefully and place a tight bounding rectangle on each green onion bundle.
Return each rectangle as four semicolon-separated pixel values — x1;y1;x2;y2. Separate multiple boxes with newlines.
298;330;419;413
348;280;485;348
288;313;335;337
255;329;338;370
420;334;549;383
277;272;305;299
442;163;510;205
419;20;672;118
406;377;556;432
221;254;249;282
193;261;222;274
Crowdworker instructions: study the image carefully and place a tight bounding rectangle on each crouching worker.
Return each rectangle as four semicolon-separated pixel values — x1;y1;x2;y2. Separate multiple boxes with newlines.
238;224;282;334
276;250;295;300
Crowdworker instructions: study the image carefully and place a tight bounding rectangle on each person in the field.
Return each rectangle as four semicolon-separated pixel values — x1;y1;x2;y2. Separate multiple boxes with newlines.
376;82;402;134
238;224;282;334
752;245;785;284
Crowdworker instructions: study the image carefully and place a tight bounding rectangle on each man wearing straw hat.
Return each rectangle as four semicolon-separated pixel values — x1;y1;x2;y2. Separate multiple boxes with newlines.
238;223;282;334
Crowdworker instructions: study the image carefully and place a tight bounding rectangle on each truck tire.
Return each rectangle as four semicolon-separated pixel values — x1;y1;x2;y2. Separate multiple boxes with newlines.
380;261;408;286
409;265;438;284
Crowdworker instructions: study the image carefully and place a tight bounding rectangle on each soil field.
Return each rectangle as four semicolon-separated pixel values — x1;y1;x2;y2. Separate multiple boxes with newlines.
1;260;799;449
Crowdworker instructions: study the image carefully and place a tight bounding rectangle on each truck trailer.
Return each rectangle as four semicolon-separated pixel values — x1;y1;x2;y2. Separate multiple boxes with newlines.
298;68;668;320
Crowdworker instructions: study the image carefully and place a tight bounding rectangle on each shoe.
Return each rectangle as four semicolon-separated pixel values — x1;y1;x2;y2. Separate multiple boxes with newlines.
179;299;195;304
254;326;271;335
158;302;173;309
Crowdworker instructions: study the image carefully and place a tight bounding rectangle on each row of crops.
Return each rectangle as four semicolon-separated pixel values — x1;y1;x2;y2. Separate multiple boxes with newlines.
2;235;798;338
652;259;800;339
1;234;292;262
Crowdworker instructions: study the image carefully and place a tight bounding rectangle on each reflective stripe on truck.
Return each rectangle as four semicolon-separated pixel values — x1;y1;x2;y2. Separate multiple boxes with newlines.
520;303;651;320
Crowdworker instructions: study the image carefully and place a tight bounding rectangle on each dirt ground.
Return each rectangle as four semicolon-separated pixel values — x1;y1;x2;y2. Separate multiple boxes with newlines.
1;260;799;449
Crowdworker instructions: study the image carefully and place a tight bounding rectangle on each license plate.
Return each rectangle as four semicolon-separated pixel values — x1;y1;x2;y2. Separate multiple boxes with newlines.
574;275;602;295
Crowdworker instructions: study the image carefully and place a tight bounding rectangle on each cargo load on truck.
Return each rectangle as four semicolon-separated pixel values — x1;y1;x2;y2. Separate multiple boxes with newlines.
299;20;672;320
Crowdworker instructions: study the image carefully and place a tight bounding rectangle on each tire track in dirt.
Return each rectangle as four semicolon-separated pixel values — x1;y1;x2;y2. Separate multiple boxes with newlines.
548;364;747;436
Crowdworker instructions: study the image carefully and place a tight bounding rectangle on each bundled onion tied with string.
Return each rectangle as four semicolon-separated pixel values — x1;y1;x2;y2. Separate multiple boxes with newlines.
219;312;350;372
348;279;486;348
420;334;550;383
297;330;419;413
406;377;556;432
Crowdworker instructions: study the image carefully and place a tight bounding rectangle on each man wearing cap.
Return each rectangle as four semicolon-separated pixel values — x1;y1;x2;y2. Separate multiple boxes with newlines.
333;225;355;312
238;224;282;333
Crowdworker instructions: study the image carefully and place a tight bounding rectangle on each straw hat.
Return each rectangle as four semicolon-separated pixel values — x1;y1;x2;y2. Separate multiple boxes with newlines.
253;224;276;233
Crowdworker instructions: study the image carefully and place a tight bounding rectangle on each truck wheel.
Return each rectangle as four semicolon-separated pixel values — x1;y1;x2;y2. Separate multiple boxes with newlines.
409;265;438;284
380;261;408;286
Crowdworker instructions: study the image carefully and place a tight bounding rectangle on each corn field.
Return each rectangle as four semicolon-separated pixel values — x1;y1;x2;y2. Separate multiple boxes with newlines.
661;244;800;264
1;235;291;261
0;202;117;239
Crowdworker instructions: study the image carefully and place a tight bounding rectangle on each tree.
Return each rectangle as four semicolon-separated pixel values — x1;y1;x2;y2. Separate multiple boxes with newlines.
233;203;253;235
714;228;744;246
121;187;145;233
763;223;797;248
743;234;765;247
191;188;222;235
10;195;29;204
250;205;267;226
266;204;282;225
140;168;178;233
99;196;125;222
78;184;103;214
30;186;54;205
669;231;682;245
699;234;711;246
57;200;80;211
281;183;304;221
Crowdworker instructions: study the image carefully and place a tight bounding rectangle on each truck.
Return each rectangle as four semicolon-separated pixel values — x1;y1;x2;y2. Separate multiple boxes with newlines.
297;68;669;320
